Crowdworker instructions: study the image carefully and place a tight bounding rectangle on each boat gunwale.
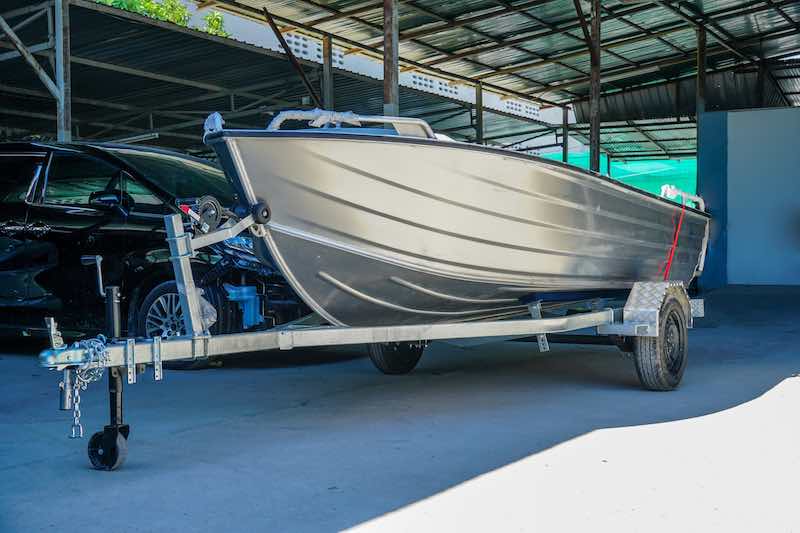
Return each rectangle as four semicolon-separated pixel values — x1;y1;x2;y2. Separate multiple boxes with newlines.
204;130;710;219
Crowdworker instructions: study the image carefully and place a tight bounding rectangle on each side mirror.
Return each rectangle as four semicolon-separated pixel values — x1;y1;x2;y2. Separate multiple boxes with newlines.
89;189;134;215
89;190;121;209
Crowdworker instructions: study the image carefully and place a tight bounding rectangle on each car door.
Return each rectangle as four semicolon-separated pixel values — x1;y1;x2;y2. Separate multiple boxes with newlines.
0;150;50;320
25;149;127;332
119;169;172;253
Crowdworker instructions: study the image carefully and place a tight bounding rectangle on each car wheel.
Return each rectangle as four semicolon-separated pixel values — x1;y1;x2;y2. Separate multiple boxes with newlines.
136;281;234;370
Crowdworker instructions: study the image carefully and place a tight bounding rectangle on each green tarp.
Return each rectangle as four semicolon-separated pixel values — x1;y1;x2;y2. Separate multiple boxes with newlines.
542;152;697;197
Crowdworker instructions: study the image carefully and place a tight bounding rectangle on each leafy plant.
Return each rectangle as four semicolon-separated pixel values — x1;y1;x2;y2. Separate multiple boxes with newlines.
96;0;228;37
202;10;230;37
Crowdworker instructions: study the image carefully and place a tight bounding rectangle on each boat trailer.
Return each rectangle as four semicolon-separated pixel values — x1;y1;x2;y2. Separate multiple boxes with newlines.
39;212;704;470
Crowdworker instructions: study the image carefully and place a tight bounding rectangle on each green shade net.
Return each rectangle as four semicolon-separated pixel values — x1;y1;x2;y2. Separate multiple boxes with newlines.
542;151;697;197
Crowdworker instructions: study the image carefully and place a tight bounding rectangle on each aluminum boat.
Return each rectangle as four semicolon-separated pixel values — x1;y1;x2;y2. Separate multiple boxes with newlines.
203;109;710;327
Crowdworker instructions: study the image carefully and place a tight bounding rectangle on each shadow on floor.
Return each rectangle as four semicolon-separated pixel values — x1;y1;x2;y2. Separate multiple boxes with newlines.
2;286;799;532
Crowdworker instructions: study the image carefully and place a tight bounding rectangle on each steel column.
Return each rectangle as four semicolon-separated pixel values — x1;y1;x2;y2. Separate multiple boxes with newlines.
55;0;71;142
322;35;334;110
756;55;766;107
589;0;601;173
383;0;399;116
562;106;569;162
475;82;484;144
696;27;706;116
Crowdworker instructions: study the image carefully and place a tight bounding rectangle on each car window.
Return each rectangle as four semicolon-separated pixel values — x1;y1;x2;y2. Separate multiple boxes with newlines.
102;147;236;206
44;153;119;206
0;153;46;203
125;175;169;215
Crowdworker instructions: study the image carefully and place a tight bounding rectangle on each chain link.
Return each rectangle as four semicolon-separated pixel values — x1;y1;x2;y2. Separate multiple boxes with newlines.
65;335;109;439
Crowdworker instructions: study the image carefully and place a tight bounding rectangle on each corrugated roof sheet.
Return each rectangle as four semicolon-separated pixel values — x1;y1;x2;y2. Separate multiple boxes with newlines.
2;0;800;157
219;0;800;105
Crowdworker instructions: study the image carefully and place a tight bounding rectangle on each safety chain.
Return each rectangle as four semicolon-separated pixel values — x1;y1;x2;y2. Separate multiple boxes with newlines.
63;335;109;439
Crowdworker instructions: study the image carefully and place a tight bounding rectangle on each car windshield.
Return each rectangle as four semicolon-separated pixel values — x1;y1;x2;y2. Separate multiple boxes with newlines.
102;147;236;206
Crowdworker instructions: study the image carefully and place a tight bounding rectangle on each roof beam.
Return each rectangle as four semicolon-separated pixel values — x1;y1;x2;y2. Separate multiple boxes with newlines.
472;0;781;80
289;0;570;95
655;1;755;64
0;13;60;99
764;0;800;30
627;121;669;154
261;5;322;107
542;24;799;98
0;106;200;141
0;1;54;21
393;0;559;42
210;0;566;107
426;3;653;68
0;40;52;62
406;0;589;81
302;1;383;26
496;0;635;67
0;6;49;42
600;4;687;57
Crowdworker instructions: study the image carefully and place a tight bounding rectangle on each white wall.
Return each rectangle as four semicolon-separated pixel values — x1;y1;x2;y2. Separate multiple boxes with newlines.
726;107;800;284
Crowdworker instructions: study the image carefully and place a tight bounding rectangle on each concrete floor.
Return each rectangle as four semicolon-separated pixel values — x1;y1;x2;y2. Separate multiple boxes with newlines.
1;286;798;532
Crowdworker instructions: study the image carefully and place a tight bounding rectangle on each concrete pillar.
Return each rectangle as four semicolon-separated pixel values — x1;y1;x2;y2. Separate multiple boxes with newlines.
589;0;600;173
55;0;71;142
383;0;399;116
322;35;334;110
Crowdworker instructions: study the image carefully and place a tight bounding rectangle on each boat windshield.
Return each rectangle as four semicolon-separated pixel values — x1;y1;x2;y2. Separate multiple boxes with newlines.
102;146;236;205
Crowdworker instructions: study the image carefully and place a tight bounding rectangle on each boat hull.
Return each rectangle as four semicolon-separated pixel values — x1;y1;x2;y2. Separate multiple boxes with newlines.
208;131;710;327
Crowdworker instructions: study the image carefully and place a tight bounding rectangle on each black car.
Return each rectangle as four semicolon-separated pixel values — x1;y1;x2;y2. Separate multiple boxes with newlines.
0;142;304;343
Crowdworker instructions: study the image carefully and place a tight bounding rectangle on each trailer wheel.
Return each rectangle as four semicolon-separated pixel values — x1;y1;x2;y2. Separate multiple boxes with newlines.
368;343;424;375
88;431;128;471
633;295;688;391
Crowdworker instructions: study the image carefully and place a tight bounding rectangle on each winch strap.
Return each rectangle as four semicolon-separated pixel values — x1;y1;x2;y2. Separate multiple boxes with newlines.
662;201;686;281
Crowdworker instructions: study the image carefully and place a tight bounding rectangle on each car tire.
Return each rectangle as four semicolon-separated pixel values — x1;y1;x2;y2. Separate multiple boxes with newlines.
135;280;238;370
367;343;425;375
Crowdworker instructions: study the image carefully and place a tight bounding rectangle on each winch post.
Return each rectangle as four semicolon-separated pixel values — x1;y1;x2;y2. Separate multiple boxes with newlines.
164;213;206;338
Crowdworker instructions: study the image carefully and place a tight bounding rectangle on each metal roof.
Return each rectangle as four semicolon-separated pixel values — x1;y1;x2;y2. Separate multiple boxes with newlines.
213;0;800;106
1;0;799;159
0;1;563;152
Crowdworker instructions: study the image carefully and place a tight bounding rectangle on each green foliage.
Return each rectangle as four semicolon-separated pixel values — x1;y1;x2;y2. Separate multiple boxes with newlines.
96;0;229;37
202;10;230;37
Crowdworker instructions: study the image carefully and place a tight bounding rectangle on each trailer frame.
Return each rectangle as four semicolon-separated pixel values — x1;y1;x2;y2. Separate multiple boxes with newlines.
38;212;704;470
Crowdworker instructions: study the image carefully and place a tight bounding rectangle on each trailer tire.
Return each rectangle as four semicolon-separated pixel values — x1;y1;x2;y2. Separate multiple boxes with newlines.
368;343;424;375
633;295;688;391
